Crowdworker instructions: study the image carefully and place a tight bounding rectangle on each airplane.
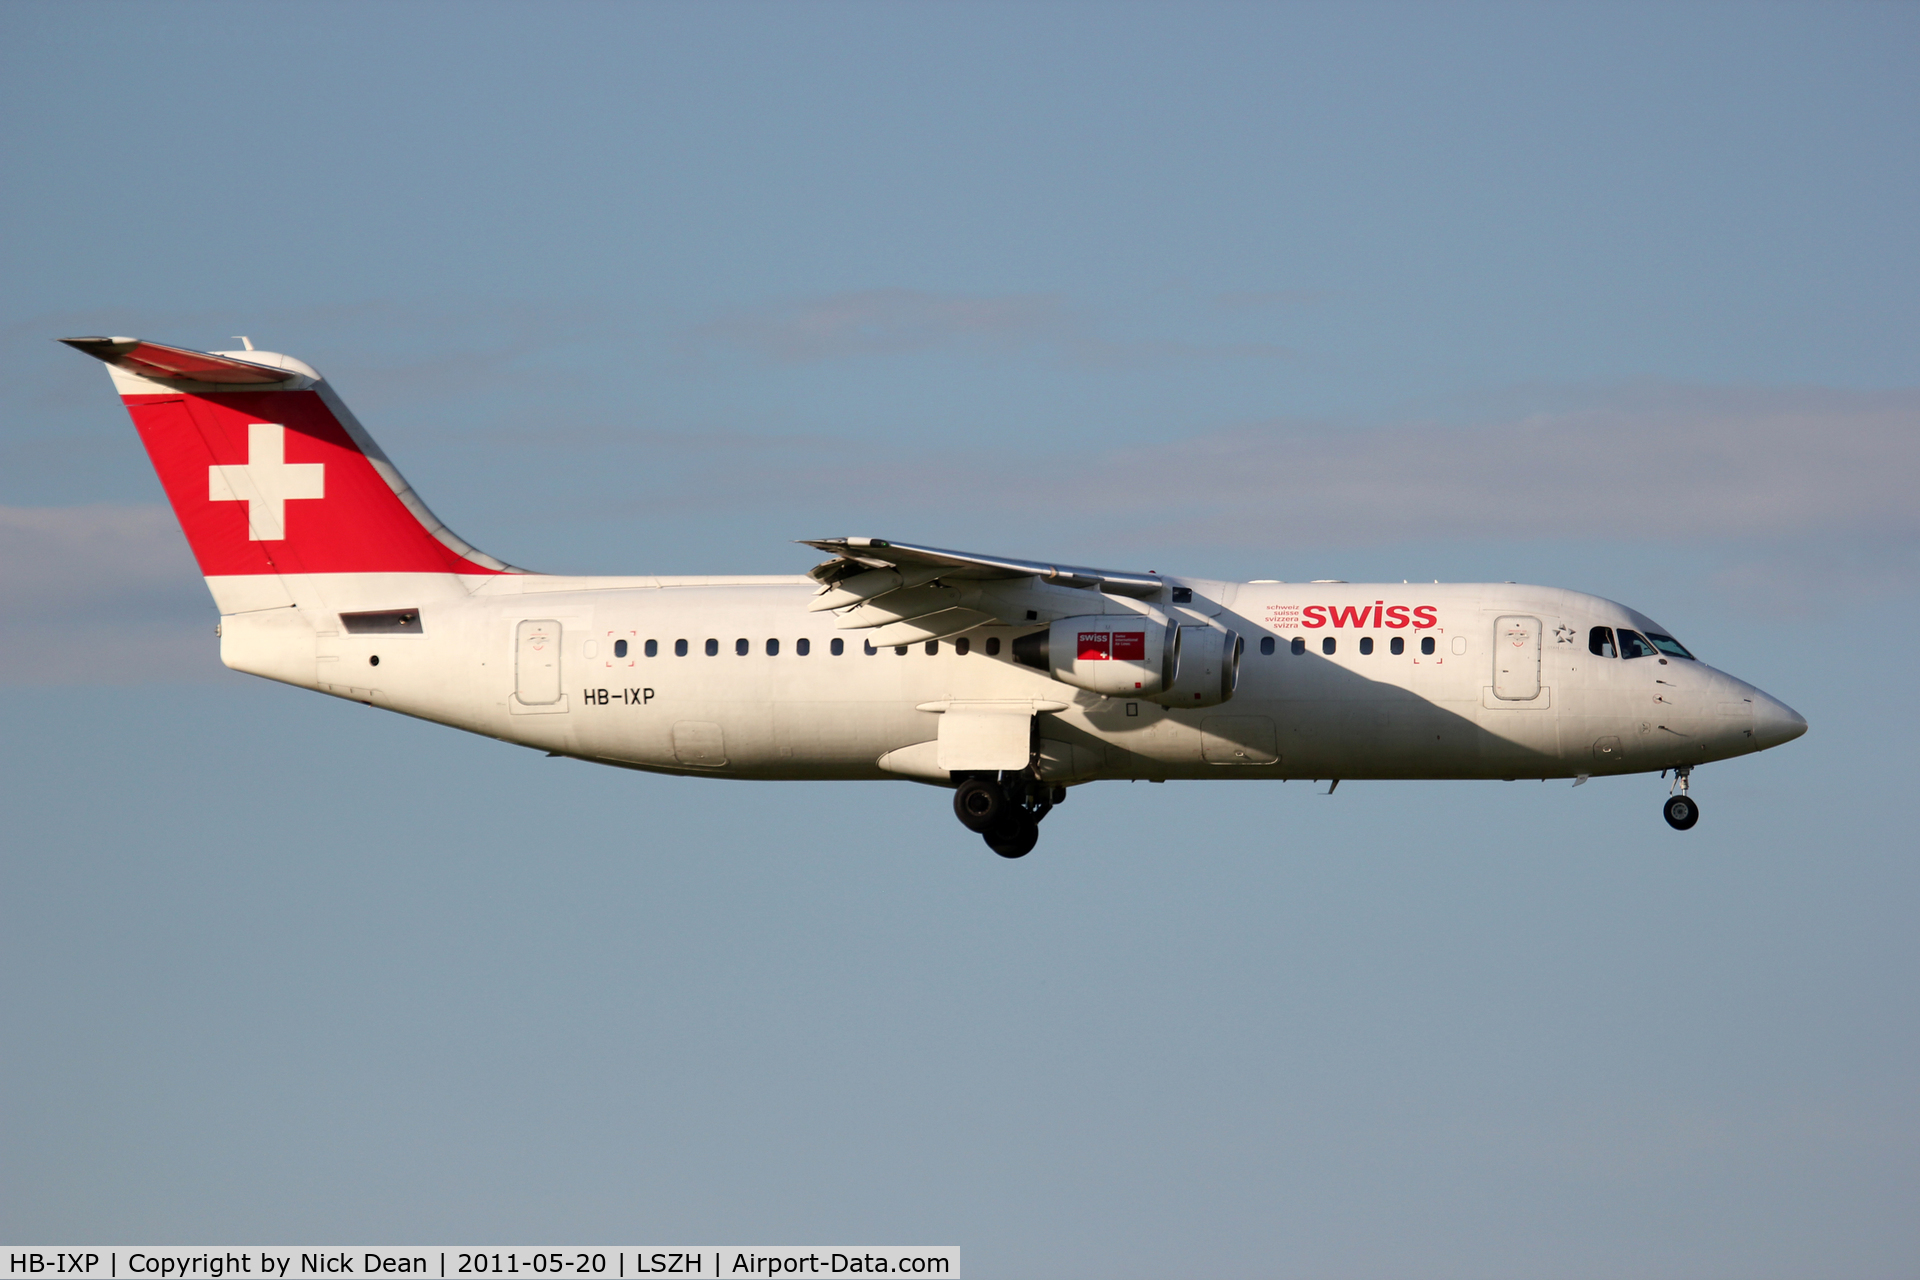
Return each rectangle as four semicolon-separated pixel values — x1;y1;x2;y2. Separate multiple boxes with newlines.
61;336;1807;857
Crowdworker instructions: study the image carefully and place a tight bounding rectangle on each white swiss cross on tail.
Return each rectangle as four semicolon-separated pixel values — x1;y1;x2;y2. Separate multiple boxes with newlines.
208;423;325;541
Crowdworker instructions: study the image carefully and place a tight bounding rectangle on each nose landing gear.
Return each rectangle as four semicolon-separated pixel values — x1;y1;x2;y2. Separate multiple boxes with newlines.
952;772;1065;858
1663;766;1699;830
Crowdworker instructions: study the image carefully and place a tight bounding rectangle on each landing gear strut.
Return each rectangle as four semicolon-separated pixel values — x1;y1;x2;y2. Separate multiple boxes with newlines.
1663;766;1699;831
952;772;1065;858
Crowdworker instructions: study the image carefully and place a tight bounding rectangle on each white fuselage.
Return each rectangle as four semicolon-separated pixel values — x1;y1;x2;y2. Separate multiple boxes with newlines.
220;573;1791;784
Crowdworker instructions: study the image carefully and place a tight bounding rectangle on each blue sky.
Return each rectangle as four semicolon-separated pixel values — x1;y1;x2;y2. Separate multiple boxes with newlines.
3;3;1917;1275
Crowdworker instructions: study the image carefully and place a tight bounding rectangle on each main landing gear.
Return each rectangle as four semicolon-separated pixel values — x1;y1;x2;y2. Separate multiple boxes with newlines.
1663;765;1699;831
953;773;1066;858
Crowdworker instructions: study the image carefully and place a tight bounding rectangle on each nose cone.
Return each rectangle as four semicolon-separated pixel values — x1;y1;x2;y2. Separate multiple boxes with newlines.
1753;692;1808;750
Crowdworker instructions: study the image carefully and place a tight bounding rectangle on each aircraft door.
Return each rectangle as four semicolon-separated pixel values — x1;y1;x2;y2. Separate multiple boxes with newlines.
1201;715;1279;765
1493;615;1541;701
516;619;564;705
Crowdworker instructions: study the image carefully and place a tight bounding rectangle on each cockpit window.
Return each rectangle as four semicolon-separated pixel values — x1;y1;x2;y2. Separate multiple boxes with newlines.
1644;632;1695;660
1617;629;1657;659
1588;626;1616;658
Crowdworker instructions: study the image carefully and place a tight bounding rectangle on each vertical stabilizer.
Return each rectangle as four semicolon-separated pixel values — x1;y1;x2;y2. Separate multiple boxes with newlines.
62;337;519;618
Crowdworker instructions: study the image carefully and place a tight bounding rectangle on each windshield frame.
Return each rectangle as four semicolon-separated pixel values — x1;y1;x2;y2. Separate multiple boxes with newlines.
1617;629;1656;659
1644;632;1696;661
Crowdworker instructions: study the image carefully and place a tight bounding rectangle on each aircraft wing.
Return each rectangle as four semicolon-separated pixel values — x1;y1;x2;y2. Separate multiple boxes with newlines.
798;537;1166;644
800;537;1164;596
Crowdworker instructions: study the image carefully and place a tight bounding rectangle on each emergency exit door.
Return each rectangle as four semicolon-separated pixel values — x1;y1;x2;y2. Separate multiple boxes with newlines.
516;619;563;705
1493;615;1541;701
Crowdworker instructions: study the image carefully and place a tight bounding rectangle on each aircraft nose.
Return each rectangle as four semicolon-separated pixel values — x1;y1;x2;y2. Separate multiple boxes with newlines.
1752;691;1808;750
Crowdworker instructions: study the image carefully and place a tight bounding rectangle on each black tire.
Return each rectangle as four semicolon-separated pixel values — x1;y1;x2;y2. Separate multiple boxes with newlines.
1664;794;1700;831
984;812;1039;859
953;778;1008;833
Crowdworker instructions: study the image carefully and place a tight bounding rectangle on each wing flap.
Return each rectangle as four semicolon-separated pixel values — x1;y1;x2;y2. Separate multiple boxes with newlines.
808;565;948;612
832;584;967;630
864;608;998;647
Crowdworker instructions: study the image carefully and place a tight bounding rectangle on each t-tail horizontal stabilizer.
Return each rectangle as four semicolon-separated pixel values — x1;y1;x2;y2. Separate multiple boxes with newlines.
60;336;301;385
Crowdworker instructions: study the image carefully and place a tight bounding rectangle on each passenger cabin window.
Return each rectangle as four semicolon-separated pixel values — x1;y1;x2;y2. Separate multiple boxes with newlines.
1322;636;1336;655
925;640;938;655
1390;636;1404;655
1589;626;1616;658
735;638;749;656
955;637;971;656
1617;629;1657;659
1359;636;1374;655
766;638;779;656
645;639;658;657
614;639;628;658
797;638;810;656
1260;636;1275;656
895;646;908;656
1646;632;1696;660
865;640;878;655
830;638;844;656
986;637;1002;656
705;639;719;656
1421;636;1435;655
1291;637;1305;655
675;639;689;657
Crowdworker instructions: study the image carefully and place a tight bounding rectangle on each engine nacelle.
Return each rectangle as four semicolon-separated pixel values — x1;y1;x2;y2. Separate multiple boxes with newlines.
1012;615;1179;697
1150;625;1242;708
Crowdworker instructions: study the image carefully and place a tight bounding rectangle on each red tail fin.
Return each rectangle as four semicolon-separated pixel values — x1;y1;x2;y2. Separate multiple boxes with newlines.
64;338;513;608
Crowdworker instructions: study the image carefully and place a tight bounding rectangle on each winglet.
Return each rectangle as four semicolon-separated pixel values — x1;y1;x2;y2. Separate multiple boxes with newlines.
59;336;298;384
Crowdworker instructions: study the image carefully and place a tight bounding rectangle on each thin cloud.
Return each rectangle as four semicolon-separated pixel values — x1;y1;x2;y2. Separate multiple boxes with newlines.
0;504;199;604
1210;288;1337;312
611;382;1917;548
0;504;219;684
1114;386;1920;545
696;288;1293;367
558;381;1920;612
698;289;1069;362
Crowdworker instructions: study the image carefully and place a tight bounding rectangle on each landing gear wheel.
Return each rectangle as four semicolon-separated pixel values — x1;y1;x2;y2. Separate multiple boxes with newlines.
953;778;1008;833
984;811;1040;859
1663;793;1699;831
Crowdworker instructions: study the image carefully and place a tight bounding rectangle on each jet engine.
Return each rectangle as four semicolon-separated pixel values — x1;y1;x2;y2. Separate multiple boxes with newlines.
1012;616;1179;696
1149;624;1242;708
